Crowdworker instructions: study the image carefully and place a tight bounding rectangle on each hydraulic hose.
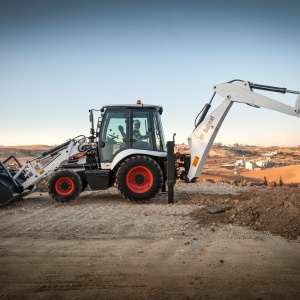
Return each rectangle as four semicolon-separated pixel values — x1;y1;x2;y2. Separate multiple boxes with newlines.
249;82;299;94
194;92;216;128
41;140;71;157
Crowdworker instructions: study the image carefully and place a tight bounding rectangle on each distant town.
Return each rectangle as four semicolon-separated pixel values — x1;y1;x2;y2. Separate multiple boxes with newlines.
175;142;300;172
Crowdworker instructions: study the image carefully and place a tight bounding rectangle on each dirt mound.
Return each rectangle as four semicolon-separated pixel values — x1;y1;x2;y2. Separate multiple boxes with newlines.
187;187;300;240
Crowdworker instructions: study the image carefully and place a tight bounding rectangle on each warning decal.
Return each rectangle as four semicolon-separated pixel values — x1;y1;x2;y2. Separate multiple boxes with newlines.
192;156;200;167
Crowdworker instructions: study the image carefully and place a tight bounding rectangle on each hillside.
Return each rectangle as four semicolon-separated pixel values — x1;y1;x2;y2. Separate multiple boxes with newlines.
0;145;52;165
1;145;51;150
176;144;300;185
241;164;300;185
1;144;300;185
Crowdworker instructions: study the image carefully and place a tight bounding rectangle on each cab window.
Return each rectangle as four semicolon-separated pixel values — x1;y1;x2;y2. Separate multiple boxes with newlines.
100;110;127;161
153;111;166;152
131;111;153;150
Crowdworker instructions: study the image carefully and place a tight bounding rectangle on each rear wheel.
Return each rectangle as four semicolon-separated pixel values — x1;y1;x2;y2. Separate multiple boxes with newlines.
116;155;163;203
48;169;82;203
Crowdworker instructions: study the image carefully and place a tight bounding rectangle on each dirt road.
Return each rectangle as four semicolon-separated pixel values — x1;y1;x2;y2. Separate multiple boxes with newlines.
0;183;299;299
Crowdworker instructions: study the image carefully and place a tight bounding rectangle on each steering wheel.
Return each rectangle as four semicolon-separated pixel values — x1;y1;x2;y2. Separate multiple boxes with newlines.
107;134;119;141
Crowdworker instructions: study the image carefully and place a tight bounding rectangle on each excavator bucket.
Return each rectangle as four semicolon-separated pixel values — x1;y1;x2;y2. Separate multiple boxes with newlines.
0;176;17;206
0;159;23;206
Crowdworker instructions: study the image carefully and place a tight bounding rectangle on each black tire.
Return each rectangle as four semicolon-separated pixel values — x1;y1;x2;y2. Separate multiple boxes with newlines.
116;155;163;203
48;169;82;203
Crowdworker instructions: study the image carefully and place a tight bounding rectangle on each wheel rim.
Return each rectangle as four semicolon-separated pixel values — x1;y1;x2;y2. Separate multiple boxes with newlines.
126;166;154;193
55;177;75;196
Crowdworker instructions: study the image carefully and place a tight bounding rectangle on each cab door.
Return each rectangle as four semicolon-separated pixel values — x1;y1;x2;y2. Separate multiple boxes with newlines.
131;110;154;150
99;110;129;162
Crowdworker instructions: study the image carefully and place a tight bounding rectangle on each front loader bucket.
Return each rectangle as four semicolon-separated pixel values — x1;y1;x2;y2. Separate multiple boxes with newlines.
0;179;16;206
0;157;25;206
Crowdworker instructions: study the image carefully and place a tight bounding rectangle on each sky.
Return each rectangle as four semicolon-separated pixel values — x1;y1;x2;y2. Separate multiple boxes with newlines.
1;0;300;147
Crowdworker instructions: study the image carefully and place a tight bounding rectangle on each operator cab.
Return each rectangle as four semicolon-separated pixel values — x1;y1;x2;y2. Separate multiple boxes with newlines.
98;103;166;162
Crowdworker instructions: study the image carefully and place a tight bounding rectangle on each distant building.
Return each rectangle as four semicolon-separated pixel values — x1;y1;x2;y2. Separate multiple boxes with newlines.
256;160;277;168
256;160;267;168
235;159;245;167
220;164;235;170
245;161;256;170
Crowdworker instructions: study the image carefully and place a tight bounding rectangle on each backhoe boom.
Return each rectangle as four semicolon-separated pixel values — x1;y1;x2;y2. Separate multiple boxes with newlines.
187;80;300;181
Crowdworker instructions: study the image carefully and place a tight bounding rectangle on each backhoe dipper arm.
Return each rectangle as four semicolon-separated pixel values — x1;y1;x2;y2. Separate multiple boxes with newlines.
187;80;300;181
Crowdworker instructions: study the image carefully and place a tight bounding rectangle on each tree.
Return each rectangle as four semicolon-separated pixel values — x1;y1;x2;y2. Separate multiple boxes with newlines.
279;176;283;186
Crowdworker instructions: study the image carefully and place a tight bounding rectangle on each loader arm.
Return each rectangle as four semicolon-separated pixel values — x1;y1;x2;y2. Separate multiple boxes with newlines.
187;80;300;181
0;136;93;205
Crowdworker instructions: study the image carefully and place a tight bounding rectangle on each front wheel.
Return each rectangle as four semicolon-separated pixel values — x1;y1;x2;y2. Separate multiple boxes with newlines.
48;169;82;203
116;156;163;203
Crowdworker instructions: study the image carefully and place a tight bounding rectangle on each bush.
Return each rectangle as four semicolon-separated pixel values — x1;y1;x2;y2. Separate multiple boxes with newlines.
267;181;277;187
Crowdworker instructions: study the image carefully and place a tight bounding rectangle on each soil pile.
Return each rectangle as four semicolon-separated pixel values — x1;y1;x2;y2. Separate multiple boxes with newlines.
187;187;300;240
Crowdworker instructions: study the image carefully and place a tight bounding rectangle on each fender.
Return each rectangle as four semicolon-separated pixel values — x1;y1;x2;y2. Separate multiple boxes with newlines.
104;149;167;170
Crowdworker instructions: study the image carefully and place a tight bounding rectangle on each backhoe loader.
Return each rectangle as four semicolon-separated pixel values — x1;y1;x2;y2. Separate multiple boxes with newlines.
0;80;299;205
